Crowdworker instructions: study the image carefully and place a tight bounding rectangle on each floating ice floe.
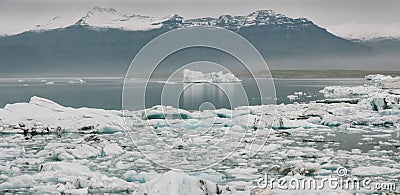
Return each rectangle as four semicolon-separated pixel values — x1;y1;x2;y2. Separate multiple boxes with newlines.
0;96;126;134
143;105;191;120
364;74;400;88
379;77;400;89
351;166;400;176
123;170;160;183
67;79;86;84
43;134;124;160
271;118;319;129
137;171;222;195
287;94;298;101
365;74;393;83
183;69;241;83
319;85;380;98
156;80;177;84
0;162;137;194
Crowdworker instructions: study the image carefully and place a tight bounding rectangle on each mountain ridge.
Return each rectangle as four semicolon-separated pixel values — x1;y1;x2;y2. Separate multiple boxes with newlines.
3;7;400;42
1;7;316;36
0;8;386;76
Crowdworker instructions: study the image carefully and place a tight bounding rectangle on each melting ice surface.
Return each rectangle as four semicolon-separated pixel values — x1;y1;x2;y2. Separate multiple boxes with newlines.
0;75;399;194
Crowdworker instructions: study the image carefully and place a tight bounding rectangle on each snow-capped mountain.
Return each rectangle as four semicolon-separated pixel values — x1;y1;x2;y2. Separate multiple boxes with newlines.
183;10;312;31
7;7;314;35
0;7;382;76
33;7;163;32
327;22;400;41
74;7;168;31
3;7;399;42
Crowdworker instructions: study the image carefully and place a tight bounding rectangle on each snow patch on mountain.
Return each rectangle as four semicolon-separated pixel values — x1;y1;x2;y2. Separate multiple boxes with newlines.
73;7;162;31
327;22;400;41
184;10;312;31
33;15;80;32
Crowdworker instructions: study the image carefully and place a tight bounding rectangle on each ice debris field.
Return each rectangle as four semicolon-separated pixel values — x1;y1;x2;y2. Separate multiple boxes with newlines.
0;74;399;194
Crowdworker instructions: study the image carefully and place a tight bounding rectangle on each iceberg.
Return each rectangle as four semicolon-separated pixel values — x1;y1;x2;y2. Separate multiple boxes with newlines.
67;79;86;84
365;74;393;83
351;166;400;176
182;69;241;83
36;162;136;194
378;77;400;89
143;105;191;120
271;118;319;129
319;85;379;98
137;171;222;195
123;170;160;183
43;134;124;160
0;175;33;190
0;96;126;134
0;162;137;194
364;74;400;89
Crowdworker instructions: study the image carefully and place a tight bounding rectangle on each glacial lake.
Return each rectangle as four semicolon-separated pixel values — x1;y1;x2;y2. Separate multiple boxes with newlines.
0;77;397;155
0;77;399;193
0;78;366;110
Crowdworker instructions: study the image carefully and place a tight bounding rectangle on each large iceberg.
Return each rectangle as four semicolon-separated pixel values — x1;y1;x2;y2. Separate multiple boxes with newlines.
0;96;127;134
365;74;393;83
365;74;400;89
378;77;400;89
183;69;241;83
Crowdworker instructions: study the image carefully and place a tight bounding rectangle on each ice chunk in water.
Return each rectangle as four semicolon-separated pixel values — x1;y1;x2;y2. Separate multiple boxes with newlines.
0;175;33;190
144;105;191;119
123;170;160;183
137;171;221;195
352;166;400;176
379;77;400;89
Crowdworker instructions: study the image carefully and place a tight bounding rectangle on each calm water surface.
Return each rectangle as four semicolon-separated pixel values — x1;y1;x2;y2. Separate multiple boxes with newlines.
0;78;366;110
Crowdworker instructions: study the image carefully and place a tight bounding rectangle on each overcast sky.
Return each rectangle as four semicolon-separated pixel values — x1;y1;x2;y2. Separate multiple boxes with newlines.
1;0;399;34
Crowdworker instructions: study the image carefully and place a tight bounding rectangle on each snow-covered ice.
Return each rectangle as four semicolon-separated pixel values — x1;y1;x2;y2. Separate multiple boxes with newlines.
379;77;400;89
365;74;393;83
352;166;400;177
67;79;86;84
137;171;221;195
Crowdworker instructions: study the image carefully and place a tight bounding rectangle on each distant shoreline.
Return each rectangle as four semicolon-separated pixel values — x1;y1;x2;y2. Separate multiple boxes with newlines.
0;70;399;79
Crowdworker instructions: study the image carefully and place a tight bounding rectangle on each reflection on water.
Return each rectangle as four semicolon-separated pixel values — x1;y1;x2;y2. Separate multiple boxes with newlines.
179;83;248;110
0;78;365;110
144;79;272;111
